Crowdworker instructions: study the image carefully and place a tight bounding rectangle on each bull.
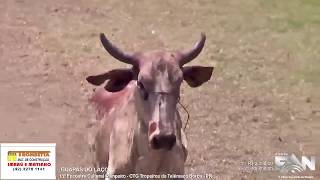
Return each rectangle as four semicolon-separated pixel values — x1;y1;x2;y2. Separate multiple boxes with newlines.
86;32;214;180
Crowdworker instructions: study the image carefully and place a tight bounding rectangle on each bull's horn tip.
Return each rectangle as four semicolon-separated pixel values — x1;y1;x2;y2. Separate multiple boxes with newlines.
100;33;106;38
200;32;206;40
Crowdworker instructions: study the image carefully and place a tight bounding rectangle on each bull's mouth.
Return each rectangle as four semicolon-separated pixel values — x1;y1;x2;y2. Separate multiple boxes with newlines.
149;134;176;151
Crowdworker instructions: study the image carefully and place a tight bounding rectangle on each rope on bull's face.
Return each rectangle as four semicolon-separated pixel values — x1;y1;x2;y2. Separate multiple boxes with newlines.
177;96;190;131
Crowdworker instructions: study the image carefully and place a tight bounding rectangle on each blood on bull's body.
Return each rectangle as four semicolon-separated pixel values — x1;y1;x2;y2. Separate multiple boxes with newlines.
86;32;214;180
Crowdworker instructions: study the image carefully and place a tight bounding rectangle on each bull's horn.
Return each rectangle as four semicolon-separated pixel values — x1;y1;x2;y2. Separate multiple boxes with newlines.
178;33;206;66
100;33;139;66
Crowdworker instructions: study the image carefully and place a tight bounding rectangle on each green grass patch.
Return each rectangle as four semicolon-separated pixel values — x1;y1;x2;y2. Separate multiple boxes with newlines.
260;0;320;87
261;0;320;31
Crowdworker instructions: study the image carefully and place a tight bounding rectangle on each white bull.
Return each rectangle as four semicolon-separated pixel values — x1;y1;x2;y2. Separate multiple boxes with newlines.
86;33;214;180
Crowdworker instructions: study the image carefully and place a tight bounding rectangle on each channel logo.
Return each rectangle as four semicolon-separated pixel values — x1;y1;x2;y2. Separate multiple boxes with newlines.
0;143;56;179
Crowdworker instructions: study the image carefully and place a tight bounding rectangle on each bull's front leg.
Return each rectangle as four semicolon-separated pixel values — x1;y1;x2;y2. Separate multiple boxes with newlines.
104;153;134;180
104;166;114;180
104;154;130;180
105;130;135;180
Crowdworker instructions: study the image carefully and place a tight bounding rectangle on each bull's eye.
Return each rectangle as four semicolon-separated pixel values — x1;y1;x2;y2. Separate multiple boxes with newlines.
137;81;149;100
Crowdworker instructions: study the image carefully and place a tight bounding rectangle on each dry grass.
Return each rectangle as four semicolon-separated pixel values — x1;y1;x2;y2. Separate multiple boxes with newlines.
0;0;319;179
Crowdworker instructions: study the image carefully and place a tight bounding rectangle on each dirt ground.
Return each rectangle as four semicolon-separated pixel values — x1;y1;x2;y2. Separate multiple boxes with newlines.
0;0;319;179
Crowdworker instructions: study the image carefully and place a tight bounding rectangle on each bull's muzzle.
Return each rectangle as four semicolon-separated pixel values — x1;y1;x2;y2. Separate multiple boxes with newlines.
150;133;176;150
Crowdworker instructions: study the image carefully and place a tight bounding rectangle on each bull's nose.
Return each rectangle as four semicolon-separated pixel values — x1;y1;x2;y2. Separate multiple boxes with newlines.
151;134;176;150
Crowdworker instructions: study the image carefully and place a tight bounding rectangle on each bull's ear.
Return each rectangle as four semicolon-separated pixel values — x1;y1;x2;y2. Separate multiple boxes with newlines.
86;72;110;86
86;68;134;92
182;66;214;87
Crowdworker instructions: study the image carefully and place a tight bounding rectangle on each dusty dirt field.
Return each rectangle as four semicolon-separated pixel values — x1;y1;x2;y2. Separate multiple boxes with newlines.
0;0;319;179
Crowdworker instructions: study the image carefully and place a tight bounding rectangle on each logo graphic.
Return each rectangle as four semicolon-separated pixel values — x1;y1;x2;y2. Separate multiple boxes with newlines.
7;151;17;161
275;153;316;174
0;143;56;179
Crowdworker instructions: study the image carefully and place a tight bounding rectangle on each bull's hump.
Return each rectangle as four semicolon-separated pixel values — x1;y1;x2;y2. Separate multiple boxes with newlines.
91;81;136;112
